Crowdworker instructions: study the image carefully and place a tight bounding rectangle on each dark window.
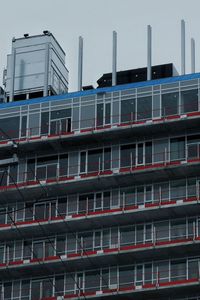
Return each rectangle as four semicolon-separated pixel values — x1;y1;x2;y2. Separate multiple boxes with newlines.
33;242;43;258
170;137;185;161
59;154;68;177
0;116;20;141
21;280;30;299
97;103;103;127
55;275;64;296
104;148;111;170
121;98;135;123
171;260;186;281
56;236;66;256
80;152;86;173
41;112;49;135
137;143;144;164
21;116;27;137
162;92;179;116
79;194;94;214
121;144;136;167
105;103;111;124
145;142;152;164
88;149;103;173
85;271;100;291
119;266;134;287
120;226;135;245
42;280;53;298
103;191;110;209
137;96;152;120
27;159;35;181
181;89;198;113
4;283;12;299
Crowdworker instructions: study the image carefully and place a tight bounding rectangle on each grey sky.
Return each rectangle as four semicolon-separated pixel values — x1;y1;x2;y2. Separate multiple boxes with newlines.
0;0;200;92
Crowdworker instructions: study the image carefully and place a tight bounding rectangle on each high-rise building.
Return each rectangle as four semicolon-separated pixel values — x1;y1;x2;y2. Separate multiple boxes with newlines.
0;31;200;300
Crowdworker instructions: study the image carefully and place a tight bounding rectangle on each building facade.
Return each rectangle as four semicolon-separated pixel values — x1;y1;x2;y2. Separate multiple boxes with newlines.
0;52;200;299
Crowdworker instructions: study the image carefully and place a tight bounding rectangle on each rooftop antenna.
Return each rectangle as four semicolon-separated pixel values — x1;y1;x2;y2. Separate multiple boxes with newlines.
147;25;152;81
112;31;117;86
191;38;195;73
181;19;186;75
78;36;83;91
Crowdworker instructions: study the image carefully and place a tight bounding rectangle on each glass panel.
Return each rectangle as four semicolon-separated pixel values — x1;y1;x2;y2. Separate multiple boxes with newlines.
85;271;100;291
137;96;152;120
188;260;198;279
29;113;40;136
156;221;169;241
145;142;152;164
154;139;168;162
21;116;27;137
105;103;111;124
41;112;49;135
171;180;186;200
33;242;43;259
181;89;198;113
121;144;135;167
88;149;103;173
0;116;20;141
81;105;95;128
21;280;30;300
170;137;185;161
31;281;40;299
55;275;64;296
121;98;135;123
4;283;12;300
120;226;135;245
171;260;186;281
137;143;144;164
162;92;179;116
119;266;134;287
171;220;186;239
59;154;68;177
104;148;111;170
97;103;103;127
42;280;53;298
80;152;86;173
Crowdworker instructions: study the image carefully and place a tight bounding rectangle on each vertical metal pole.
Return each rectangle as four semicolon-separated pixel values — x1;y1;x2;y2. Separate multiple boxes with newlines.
112;31;117;86
147;25;152;81
181;19;186;75
43;43;49;97
9;41;16;102
191;38;195;73
78;36;83;91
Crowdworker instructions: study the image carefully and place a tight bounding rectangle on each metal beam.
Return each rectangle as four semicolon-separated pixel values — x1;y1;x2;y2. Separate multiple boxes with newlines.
181;19;186;75
78;36;83;91
112;31;117;86
147;25;152;81
191;38;195;73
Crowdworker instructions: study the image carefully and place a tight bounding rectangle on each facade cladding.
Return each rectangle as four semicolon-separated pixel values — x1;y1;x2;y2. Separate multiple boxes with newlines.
1;67;200;300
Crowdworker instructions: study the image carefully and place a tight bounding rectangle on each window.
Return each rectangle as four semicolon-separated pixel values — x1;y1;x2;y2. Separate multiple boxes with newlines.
88;149;103;173
121;144;135;167
81;105;95;128
59;154;68;177
120;187;135;207
137;96;152;120
0;116;20;141
171;260;186;281
41;112;49;135
121;98;135;123
55;275;64;296
85;271;100;291
119;266;134;287
120;226;135;246
162;92;179;116
171;220;186;240
181;89;198;113
154;139;168;162
104;148;111;170
171;180;186;200
170;137;185;161
36;156;58;180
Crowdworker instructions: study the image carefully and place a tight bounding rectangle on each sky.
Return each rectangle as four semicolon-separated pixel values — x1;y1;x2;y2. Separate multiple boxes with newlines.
0;0;200;92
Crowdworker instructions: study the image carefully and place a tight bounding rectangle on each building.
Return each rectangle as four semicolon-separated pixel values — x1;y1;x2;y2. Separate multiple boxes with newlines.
0;32;200;300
